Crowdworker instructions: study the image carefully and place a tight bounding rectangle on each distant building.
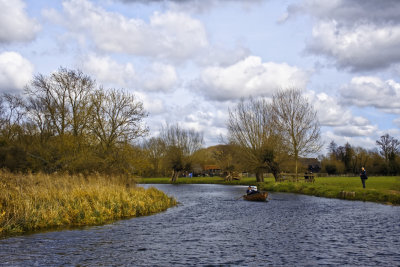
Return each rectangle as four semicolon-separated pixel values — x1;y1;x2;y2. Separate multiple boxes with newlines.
203;165;221;176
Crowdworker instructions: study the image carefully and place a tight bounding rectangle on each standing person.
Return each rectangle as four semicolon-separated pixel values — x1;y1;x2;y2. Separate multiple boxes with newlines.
360;167;368;188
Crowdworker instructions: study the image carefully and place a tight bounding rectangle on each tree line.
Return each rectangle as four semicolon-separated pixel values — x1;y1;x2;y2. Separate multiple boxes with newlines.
321;134;400;176
1;68;399;179
0;68;148;174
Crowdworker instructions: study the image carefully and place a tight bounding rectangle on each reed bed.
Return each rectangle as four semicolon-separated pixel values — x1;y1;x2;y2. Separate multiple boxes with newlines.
0;171;176;237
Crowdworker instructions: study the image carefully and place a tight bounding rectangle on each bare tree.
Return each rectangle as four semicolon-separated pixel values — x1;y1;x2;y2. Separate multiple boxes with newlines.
25;97;53;142
91;88;148;152
376;134;400;162
270;88;322;176
143;137;166;177
26;68;95;138
0;93;26;142
350;147;370;174
227;97;284;182
159;124;203;182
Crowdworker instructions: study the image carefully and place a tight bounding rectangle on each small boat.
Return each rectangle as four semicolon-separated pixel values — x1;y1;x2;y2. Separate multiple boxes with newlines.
243;191;268;201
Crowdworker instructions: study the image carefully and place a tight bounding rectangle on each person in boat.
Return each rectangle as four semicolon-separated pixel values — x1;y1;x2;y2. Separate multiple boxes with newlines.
246;185;258;195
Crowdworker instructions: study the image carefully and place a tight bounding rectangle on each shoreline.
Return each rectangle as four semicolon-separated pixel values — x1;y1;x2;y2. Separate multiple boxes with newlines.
139;176;400;206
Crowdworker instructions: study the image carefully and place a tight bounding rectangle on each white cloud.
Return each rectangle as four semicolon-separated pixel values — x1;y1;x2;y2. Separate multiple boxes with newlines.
196;45;250;67
136;92;166;115
81;54;178;92
0;52;34;91
45;0;208;62
285;1;400;71
333;124;378;137
81;54;136;88
308;21;400;71
178;102;229;145
306;90;377;137
0;0;40;43
306;91;352;126
196;56;310;101
340;76;400;114
140;63;178;92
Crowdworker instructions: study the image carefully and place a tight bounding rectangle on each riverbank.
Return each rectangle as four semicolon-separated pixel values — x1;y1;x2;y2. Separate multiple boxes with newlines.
139;176;400;205
0;171;176;238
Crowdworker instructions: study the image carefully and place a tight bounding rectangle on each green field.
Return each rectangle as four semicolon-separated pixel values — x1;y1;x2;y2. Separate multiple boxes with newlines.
139;176;400;205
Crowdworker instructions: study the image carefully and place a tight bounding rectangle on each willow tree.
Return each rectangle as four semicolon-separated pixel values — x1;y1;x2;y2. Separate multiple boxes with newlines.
227;97;284;182
270;89;322;176
160;124;203;182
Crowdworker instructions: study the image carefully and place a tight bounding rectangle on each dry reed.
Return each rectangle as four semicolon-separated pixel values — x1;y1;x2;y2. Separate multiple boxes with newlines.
0;170;176;237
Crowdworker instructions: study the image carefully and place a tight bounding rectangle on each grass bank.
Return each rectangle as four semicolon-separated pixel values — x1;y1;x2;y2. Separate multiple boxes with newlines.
0;171;176;238
139;176;400;205
261;176;400;205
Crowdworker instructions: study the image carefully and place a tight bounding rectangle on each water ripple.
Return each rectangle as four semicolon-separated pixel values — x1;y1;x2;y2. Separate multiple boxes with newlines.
0;184;399;266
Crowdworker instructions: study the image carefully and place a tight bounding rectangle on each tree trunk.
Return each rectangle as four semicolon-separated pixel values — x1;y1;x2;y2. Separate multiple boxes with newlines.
256;171;264;182
225;171;232;181
269;162;281;182
170;170;180;183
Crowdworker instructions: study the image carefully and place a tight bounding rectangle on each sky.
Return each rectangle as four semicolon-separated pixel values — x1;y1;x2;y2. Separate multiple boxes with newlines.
1;0;400;155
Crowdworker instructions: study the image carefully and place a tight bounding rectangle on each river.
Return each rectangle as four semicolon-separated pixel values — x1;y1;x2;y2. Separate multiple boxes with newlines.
1;184;399;266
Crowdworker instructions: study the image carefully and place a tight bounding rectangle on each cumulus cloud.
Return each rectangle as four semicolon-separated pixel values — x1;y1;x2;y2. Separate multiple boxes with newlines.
195;56;310;101
307;21;400;71
81;54;178;92
135;92;167;115
140;63;178;92
340;76;400;114
285;0;400;71
0;0;40;43
0;52;34;91
333;123;378;137
305;90;377;137
196;45;250;67
44;0;208;62
305;91;352;127
81;54;136;88
175;101;229;145
287;0;400;25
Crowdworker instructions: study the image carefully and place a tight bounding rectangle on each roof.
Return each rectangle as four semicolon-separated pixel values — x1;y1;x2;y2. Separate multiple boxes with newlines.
204;165;220;170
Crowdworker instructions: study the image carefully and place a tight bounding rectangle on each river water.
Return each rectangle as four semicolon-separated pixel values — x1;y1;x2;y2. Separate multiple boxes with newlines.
1;184;399;266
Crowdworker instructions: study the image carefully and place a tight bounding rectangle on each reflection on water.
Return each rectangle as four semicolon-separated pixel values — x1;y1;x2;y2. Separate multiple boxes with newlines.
1;184;399;266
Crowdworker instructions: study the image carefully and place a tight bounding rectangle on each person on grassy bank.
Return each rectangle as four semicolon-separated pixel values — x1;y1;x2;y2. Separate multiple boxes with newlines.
360;167;368;188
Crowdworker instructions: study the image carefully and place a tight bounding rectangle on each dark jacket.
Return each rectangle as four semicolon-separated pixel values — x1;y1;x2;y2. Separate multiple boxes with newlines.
360;170;368;179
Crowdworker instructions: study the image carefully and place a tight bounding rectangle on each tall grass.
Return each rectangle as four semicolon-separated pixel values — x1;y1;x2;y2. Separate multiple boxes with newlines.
0;171;176;237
